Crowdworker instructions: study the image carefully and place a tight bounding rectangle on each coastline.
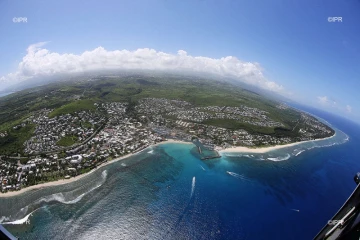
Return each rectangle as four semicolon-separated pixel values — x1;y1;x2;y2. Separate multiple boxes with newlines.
0;139;192;198
219;133;336;154
0;135;336;197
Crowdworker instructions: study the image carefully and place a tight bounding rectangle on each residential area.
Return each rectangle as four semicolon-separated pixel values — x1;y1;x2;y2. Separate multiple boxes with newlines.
0;98;334;192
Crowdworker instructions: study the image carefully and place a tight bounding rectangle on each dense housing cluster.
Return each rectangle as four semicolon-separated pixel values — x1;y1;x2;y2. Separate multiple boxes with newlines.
0;97;334;193
137;98;284;127
137;98;333;147
24;109;104;154
0;102;164;192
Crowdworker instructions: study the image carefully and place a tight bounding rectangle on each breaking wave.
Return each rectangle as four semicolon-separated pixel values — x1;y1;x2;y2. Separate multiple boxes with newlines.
294;150;305;157
223;128;349;162
36;170;107;205
267;154;291;162
2;211;35;225
222;154;256;159
0;170;108;225
0;216;10;223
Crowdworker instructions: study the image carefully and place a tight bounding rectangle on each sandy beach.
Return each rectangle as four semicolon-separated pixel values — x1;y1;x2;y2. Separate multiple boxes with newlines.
0;135;335;197
219;133;336;154
0;139;193;198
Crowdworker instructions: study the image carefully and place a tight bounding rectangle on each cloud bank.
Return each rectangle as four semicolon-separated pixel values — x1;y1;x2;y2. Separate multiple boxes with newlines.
346;105;352;113
317;96;336;106
317;96;329;104
0;42;284;92
317;95;352;114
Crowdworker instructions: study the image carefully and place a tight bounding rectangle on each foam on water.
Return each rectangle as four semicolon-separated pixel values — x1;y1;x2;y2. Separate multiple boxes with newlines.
1;110;356;240
223;127;349;162
0;216;10;223
61;182;104;205
295;150;305;156
36;170;107;205
2;211;35;225
0;170;108;224
267;154;291;162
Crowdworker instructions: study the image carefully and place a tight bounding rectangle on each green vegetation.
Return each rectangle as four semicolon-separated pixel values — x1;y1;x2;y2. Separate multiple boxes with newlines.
0;114;31;132
80;167;92;174
82;121;93;129
203;119;275;134
0;72;334;155
49;99;96;118
57;135;78;147
0;124;35;155
27;170;66;186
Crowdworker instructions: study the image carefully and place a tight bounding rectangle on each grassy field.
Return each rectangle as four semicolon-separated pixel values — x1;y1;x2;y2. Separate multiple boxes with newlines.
0;124;35;156
203;119;275;134
49;99;96;118
82;121;93;129
57;135;78;147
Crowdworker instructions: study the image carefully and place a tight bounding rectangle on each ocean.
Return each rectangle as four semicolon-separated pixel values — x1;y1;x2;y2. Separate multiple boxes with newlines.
1;106;360;240
0;92;13;98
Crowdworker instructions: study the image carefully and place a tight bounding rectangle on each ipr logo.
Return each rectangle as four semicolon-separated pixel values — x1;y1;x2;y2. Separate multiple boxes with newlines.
328;17;342;22
328;219;344;225
13;17;27;23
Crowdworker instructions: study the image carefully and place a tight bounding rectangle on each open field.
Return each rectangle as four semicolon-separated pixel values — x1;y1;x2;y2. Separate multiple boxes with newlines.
49;99;96;118
57;135;78;147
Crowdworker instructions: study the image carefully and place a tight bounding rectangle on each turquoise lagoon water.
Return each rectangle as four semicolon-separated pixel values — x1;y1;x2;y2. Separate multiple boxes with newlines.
0;109;359;240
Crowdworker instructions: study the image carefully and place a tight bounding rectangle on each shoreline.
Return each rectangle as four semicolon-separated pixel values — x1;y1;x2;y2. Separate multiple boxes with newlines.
0;134;335;197
0;139;193;198
219;133;336;154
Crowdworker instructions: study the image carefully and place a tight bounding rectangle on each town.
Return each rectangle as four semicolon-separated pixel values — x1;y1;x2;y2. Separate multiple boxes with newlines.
0;97;334;193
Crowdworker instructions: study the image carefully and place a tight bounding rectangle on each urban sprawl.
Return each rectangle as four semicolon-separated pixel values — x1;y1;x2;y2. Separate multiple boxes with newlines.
0;98;333;192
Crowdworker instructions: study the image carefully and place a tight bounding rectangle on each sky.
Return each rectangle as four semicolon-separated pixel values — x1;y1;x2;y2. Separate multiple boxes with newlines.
0;0;359;122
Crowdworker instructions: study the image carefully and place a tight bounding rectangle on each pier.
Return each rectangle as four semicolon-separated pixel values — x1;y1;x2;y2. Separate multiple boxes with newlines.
192;138;221;160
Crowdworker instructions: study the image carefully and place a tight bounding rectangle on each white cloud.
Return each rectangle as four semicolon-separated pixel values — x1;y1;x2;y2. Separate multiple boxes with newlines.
346;105;352;113
317;96;328;104
0;42;284;92
317;96;337;106
317;96;354;114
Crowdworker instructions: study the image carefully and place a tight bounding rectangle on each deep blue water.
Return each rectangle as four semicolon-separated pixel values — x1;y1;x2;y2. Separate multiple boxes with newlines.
1;108;360;240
